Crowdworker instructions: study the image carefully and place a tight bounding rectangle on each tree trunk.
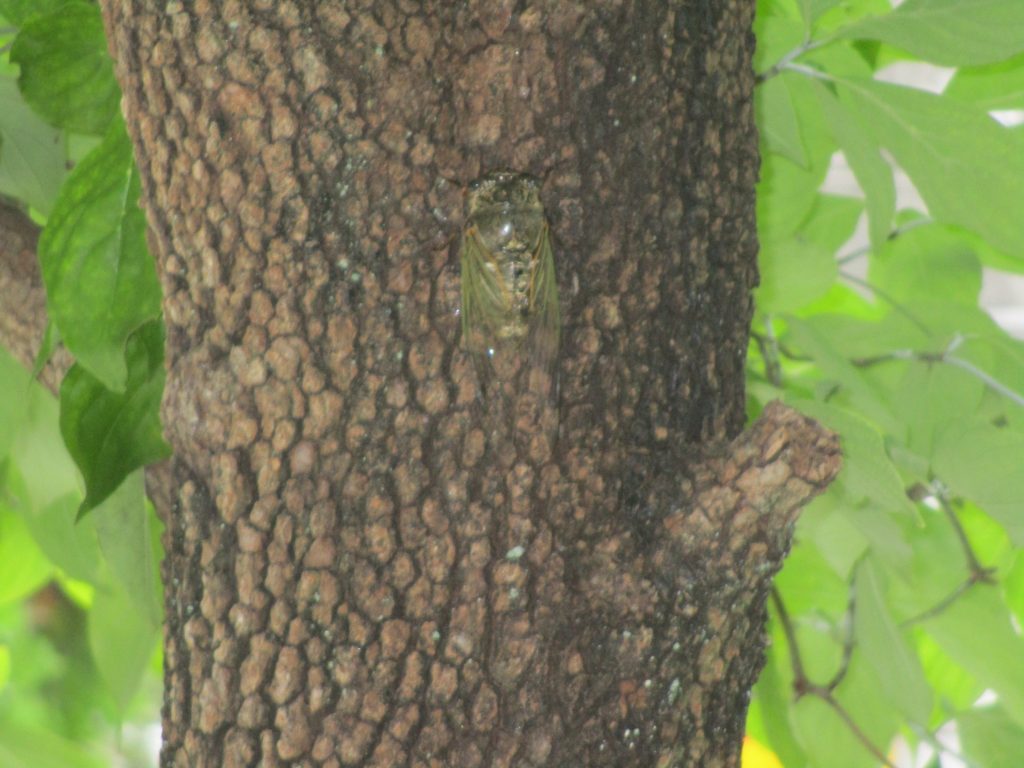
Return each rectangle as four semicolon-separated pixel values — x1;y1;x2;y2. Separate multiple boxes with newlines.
100;2;840;765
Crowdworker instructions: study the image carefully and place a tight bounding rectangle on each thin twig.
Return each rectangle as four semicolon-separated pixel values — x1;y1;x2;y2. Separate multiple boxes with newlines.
900;484;996;627
771;588;806;688
852;338;1024;410
944;354;1024;408
819;692;900;768
899;579;977;628
937;493;996;582
771;588;898;768
756;38;831;83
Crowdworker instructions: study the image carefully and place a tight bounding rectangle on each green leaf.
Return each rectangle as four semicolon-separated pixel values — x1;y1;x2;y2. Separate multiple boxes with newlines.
0;721;107;768
915;632;982;715
813;81;895;254
0;75;65;214
754;14;806;75
853;559;932;723
757;237;837;314
39;118;161;392
869;224;982;306
9;2;120;135
839;0;1024;66
91;471;162;624
799;194;864;254
788;399;916;568
945;52;1024;111
893;363;985;459
791;656;901;768
30;320;59;382
835;78;1024;260
60;320;170;519
0;643;8;692
785;320;902;434
757;74;808;166
750;645;809;768
1007;550;1024;630
757;75;836;242
88;578;159;714
14;488;102;584
798;0;843;28
925;586;1024;727
776;538;850;617
758;151;829;243
801;502;870;580
0;0;69;26
0;503;53;605
959;705;1024;768
813;0;894;38
932;421;1024;545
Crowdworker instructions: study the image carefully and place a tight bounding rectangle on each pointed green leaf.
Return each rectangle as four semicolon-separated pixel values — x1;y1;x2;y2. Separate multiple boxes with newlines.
915;632;983;714
788;399;916;566
894;363;985;459
840;0;1024;66
813;81;895;254
836;78;1024;260
854;559;932;722
0;721;107;768
9;2;120;135
925;587;1024;727
792;656;901;768
60;321;171;519
945;52;1024;111
0;503;53;604
932;421;1024;544
39;118;161;392
88;577;160;714
959;705;1024;768
758;73;808;166
758;237;837;314
0;0;68;26
869;225;982;306
785;321;902;434
92;471;162;624
0;76;65;214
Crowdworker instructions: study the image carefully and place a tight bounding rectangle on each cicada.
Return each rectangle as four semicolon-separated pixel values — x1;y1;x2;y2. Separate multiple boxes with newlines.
460;170;561;380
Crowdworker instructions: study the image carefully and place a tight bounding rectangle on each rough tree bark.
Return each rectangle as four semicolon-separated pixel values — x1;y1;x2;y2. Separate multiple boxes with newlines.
97;2;840;766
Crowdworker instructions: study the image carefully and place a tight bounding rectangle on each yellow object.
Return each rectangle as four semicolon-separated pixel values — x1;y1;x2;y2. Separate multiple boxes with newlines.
742;736;784;768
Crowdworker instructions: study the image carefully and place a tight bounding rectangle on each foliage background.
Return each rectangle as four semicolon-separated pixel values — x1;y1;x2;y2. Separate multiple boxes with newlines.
0;0;1022;766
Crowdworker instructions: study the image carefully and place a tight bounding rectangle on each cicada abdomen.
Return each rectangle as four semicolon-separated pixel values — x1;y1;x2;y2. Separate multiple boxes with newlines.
460;170;561;387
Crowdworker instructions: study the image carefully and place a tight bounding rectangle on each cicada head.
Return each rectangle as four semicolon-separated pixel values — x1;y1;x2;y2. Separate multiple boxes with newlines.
465;170;546;257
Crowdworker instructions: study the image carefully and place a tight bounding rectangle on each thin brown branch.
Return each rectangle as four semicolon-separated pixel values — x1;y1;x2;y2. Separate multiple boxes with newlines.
937;494;997;583
819;691;900;768
772;587;898;768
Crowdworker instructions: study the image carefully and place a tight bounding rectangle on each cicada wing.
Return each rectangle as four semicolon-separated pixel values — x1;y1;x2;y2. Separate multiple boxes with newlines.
526;223;561;376
460;227;510;382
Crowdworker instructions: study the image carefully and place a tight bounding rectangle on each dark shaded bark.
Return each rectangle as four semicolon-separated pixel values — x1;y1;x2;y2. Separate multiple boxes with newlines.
100;1;840;766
